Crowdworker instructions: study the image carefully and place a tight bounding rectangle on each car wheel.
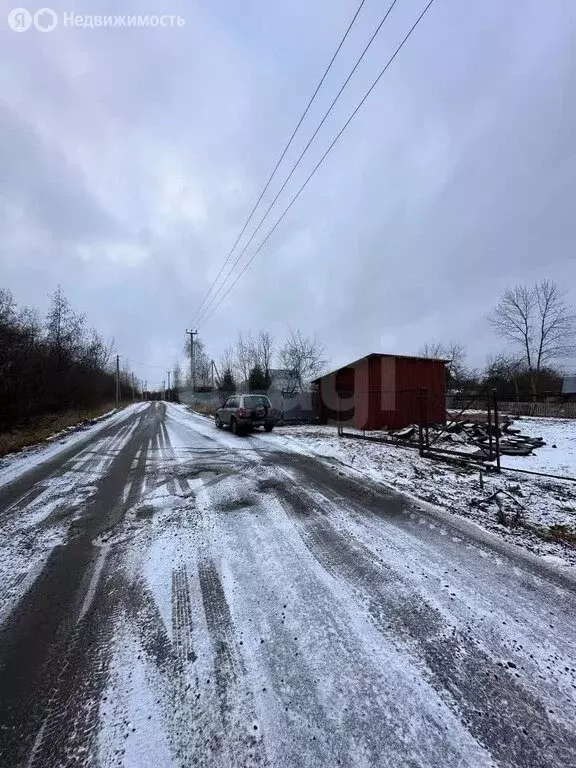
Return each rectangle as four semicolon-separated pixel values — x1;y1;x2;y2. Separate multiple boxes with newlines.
264;423;274;432
215;415;223;429
232;418;242;435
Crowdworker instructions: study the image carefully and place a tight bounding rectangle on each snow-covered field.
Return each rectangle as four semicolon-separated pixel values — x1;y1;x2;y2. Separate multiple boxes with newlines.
263;418;576;570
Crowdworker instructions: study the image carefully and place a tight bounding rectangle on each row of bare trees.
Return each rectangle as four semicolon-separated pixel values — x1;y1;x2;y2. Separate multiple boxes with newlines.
0;287;124;431
418;280;575;399
176;329;327;396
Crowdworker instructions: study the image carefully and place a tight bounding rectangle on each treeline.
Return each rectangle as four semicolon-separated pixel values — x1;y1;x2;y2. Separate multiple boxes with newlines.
0;287;129;431
419;280;574;401
176;329;328;396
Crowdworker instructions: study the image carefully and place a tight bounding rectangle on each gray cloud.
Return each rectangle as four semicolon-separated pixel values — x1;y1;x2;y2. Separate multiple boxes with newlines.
1;0;575;386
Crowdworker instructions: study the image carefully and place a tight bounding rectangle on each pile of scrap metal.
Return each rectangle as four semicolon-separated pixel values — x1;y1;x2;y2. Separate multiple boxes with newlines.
390;418;545;457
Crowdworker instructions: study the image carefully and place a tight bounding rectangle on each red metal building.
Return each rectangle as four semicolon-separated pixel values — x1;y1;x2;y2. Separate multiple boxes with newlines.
312;353;447;431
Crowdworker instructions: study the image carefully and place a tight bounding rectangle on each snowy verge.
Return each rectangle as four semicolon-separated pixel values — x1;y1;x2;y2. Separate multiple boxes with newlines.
0;402;147;488
258;424;576;571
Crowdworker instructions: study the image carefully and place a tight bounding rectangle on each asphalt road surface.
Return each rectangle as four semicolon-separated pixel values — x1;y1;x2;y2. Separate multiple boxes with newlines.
0;402;575;767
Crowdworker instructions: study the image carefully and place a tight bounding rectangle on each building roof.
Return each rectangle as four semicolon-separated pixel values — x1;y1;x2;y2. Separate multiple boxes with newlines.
562;375;576;395
312;352;449;383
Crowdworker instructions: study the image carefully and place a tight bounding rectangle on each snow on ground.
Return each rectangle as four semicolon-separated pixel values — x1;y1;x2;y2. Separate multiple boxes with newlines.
98;403;576;766
259;420;576;570
100;405;502;766
0;403;148;489
497;416;576;477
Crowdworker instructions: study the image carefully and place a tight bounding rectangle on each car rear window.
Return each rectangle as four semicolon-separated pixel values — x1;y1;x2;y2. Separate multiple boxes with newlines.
244;396;270;407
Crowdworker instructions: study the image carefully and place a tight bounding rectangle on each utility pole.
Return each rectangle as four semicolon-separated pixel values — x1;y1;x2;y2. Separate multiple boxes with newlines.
212;359;221;389
211;359;215;390
116;354;120;405
185;329;198;396
144;380;147;400
162;379;166;401
131;372;135;401
167;371;171;402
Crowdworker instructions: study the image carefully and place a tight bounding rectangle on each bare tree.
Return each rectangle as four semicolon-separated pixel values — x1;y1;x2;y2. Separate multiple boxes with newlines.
0;287;131;430
419;341;467;387
235;332;257;386
45;286;86;368
172;362;183;392
279;329;327;392
82;329;114;371
489;280;575;397
0;289;16;324
184;335;212;389
484;353;524;401
256;331;274;375
219;345;237;385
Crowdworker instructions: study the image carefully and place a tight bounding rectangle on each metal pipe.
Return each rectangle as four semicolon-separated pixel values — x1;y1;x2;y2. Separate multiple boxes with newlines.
418;388;425;456
486;393;493;462
493;388;501;473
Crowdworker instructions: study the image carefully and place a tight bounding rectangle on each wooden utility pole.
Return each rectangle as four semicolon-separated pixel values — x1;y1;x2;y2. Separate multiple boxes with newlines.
116;354;120;405
185;329;198;395
212;359;221;389
131;372;135;401
167;371;171;401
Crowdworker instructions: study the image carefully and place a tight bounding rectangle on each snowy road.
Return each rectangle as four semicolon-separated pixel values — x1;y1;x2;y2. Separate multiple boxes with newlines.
0;402;575;767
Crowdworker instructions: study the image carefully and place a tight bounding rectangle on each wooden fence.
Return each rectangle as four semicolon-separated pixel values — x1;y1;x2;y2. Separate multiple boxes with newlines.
449;398;576;419
497;401;576;418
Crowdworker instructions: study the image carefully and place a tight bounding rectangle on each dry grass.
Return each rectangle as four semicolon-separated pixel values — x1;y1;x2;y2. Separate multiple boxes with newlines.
0;402;121;457
545;524;576;546
189;403;218;418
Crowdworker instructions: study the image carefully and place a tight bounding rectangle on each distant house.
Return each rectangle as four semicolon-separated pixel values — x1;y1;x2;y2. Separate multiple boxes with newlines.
561;375;576;401
312;353;447;431
268;368;297;394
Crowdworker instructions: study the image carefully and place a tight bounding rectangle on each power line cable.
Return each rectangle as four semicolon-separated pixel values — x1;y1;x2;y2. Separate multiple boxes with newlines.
198;0;436;327
189;0;368;325
119;355;168;371
195;0;400;326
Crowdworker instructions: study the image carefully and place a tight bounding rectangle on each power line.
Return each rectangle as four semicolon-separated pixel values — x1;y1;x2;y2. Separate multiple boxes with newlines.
198;0;436;327
118;355;168;371
195;0;401;327
189;0;368;326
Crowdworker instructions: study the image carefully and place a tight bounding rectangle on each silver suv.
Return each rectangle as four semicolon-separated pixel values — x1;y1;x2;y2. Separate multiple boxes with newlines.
215;394;277;435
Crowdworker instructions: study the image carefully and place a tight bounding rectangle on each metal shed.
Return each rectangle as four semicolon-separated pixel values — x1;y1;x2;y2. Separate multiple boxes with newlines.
312;353;447;431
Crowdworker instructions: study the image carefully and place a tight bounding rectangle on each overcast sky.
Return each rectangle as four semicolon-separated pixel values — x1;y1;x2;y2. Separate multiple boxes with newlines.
2;0;576;387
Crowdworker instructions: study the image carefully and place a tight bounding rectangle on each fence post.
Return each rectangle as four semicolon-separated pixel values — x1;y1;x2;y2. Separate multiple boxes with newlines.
486;392;494;462
423;388;429;449
418;388;425;456
492;388;501;473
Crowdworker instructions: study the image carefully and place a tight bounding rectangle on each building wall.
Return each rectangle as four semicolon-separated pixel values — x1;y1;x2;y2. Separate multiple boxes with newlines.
316;355;446;430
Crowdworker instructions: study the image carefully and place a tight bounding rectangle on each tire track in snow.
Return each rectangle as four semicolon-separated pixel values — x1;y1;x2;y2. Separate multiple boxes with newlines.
0;406;163;766
198;559;266;767
172;565;196;666
273;477;576;768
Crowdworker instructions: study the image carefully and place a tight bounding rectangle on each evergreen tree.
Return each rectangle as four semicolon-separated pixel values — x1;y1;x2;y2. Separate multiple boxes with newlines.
219;368;236;395
248;364;269;392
